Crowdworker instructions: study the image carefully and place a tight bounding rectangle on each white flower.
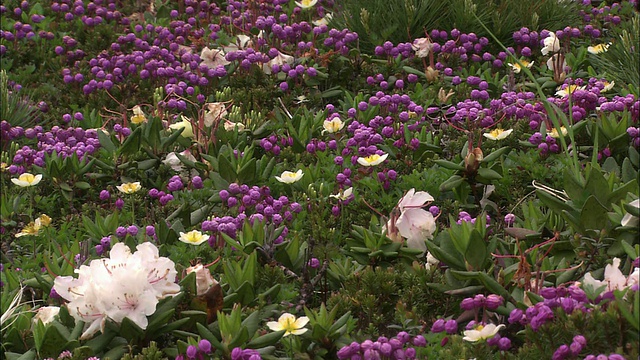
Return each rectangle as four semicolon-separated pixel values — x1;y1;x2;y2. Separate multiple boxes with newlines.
601;80;615;93
555;84;585;97
357;153;388;167
425;252;439;270
53;242;180;339
223;34;253;53
11;173;42;187
263;51;294;74
169;116;194;139
186;264;219;296
463;323;505;342
204;102;228;127
312;13;332;27
323;118;344;133
223;121;245;132
266;313;309;336
33;306;60;326
163;150;196;173
275;170;303;184
546;126;568;138
390;189;436;254
546;54;566;74
507;60;534;74
116;182;142;194
329;187;353;201
295;0;317;9
411;38;433;58
583;258;639;293
541;32;560;56
179;230;210;246
200;46;230;68
621;199;640;227
483;128;513;141
130;105;146;125
588;43;609;54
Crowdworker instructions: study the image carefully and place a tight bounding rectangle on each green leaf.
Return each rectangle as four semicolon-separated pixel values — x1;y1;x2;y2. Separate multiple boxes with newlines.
246;330;285;349
580;195;609;230
464;230;486;270
440;175;464;192
477;167;502;181
434;160;464;171
481;146;511;163
97;130;116;153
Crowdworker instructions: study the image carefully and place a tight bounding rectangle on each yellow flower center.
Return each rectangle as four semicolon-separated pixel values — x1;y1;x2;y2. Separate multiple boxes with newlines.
282;318;297;333
185;231;203;243
300;0;313;5
488;129;504;138
363;154;381;163
476;325;484;331
19;173;36;184
283;173;298;179
565;85;579;94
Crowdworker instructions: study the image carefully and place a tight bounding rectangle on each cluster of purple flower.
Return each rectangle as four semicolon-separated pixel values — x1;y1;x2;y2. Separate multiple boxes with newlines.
508;285;590;331
627;127;640;148
457;212;491;226
512;27;541;49
259;134;292;155
528;132;563;155
230;347;261;360
1;122;101;174
598;94;639;122
552;335;588;360
175;339;213;360
149;187;175;207
50;0;124;25
336;332;427;360
374;41;414;59
460;293;504;311
201;183;302;242
95;236;112;256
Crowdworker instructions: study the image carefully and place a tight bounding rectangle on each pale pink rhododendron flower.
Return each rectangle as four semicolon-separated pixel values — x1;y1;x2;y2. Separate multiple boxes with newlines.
541;32;560;55
200;47;230;68
263;51;294;74
204;102;228;127
412;38;433;58
186;264;218;296
32;306;60;325
583;257;639;293
387;189;436;254
53;242;180;340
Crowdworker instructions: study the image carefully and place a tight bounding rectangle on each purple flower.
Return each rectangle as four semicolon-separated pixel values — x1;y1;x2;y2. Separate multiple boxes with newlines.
308;258;320;268
99;190;110;201
552;344;570;360
485;294;503;310
431;319;445;333
186;345;198;359
444;320;458;334
127;225;138;236
115;226;127;238
115;198;124;210
198;339;212;353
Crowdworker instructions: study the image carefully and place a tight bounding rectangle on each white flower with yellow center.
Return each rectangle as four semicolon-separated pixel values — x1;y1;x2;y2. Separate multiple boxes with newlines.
312;13;332;27
357;153;388;167
508;60;533;74
323;118;344;133
483;128;513;141
275;170;303;184
116;182;142;194
555;84;584;97
15;215;51;238
463;323;505;342
587;43;609;54
602;80;615;92
546;126;568;138
266;313;309;336
130;105;147;125
11;173;42;187
179;230;210;246
295;0;317;9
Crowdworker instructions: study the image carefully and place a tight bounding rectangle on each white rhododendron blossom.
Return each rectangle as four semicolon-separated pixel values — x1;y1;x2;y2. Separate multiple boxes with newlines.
541;32;560;55
163;150;197;173
32;306;60;326
53;242;180;340
387;189;436;254
204;102;228;127
583;257;639;293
